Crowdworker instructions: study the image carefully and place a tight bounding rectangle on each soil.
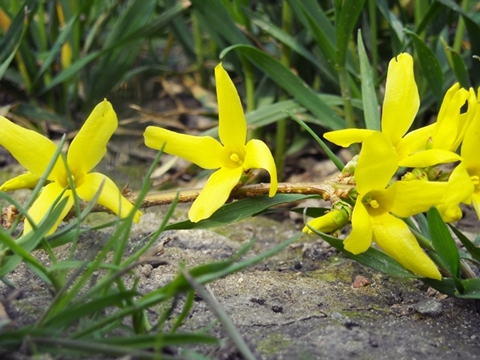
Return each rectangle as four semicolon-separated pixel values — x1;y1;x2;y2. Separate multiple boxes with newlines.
1;203;480;359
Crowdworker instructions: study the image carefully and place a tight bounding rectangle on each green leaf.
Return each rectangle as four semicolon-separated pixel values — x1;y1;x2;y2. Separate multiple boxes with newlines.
39;51;100;94
435;0;480;84
375;0;405;53
413;213;430;238
421;277;457;297
41;2;187;96
220;45;346;130
99;333;219;347
0;0;28;79
190;0;249;45
309;228;416;278
32;5;82;84
449;225;480;264
427;207;460;279
165;194;314;230
357;30;380;131
457;278;480;299
244;8;325;73
286;0;338;83
13;102;72;128
443;44;470;89
43;291;138;328
335;0;366;67
404;29;444;102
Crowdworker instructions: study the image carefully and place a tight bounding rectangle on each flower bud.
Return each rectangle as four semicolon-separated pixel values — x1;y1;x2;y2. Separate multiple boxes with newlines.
303;208;349;235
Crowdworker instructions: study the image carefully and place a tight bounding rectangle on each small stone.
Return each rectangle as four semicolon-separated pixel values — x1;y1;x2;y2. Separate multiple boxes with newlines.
331;311;343;319
414;299;443;316
352;275;371;288
271;305;283;313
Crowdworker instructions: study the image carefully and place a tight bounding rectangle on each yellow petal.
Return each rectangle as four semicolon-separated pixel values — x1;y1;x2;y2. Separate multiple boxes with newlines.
144;126;226;169
395;123;435;160
323;129;376;147
0;117;61;179
188;167;243;222
453;88;477;151
382;53;419;146
461;102;480;175
371;213;441;279
432;85;473;151
398;149;462;168
67;99;117;176
76;172;141;223
0;172;39;191
470;191;480;220
441;162;474;206
24;182;73;235
243;139;278;196
436;203;463;223
343;201;372;254
355;133;398;194
387;180;448;218
215;63;247;155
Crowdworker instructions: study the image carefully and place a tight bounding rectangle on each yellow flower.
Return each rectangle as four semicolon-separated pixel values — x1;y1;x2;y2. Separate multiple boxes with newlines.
457;98;480;219
0;100;141;234
324;53;468;167
435;162;474;222
397;83;476;167
345;132;442;280
144;63;278;222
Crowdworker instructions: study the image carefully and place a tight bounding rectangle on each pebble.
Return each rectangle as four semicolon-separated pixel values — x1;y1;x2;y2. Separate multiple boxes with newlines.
414;299;443;316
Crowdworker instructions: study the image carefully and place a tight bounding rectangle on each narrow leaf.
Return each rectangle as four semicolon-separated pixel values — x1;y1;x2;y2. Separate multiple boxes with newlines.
427;207;460;278
165;194;314;230
310;229;416;278
404;29;444;102
357;30;380;130
449;225;480;264
335;0;366;67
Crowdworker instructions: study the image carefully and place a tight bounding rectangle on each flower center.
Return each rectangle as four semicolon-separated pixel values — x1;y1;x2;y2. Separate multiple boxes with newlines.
229;153;244;166
362;192;384;212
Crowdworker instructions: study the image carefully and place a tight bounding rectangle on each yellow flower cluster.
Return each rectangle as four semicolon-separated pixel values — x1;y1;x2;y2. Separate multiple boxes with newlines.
305;53;480;280
1;55;479;282
0;64;277;234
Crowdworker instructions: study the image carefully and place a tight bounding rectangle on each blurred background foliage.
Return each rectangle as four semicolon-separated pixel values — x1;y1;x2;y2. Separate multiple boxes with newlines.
0;0;479;175
1;1;480;356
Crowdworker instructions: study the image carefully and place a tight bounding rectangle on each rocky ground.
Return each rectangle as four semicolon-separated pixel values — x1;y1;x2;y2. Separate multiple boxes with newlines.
2;203;480;359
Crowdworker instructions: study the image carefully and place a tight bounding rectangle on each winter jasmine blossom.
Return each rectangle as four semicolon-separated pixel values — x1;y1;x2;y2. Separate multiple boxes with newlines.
0;100;141;234
337;132;443;279
324;53;467;167
144;63;278;222
450;98;480;219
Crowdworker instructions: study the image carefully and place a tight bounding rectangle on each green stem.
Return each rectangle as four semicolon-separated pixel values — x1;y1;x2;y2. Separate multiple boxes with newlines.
368;0;378;87
453;0;470;53
192;13;207;88
337;66;355;130
275;0;293;179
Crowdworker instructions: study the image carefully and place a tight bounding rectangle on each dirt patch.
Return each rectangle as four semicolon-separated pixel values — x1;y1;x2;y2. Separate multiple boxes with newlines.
2;206;480;359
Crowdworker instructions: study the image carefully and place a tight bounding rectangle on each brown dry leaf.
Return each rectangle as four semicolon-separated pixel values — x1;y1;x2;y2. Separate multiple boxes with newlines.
1;205;19;230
